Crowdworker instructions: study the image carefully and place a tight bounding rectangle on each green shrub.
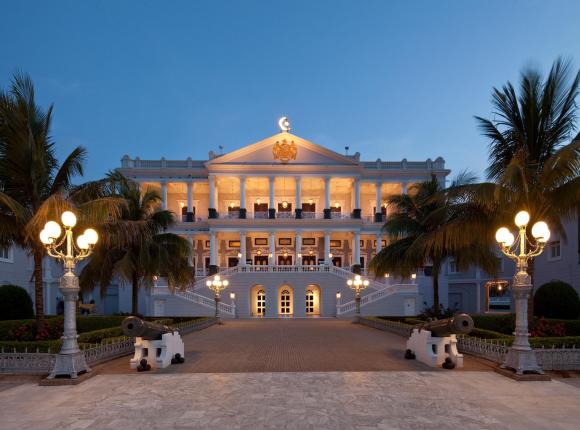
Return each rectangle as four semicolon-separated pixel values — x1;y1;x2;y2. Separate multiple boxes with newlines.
534;281;580;319
471;314;515;335
77;327;124;344
0;285;34;320
0;340;62;353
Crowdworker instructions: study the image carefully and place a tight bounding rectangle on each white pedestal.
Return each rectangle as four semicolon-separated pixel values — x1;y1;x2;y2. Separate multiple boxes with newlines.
406;329;464;368
130;332;185;369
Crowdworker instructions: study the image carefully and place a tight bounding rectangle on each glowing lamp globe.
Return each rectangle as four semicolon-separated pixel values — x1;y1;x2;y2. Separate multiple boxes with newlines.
84;228;98;245
355;274;361;282
76;235;89;250
39;229;53;245
514;211;530;228
531;221;550;243
347;279;353;286
61;211;77;228
495;227;510;244
363;280;370;287
44;221;62;240
214;275;220;282
206;280;212;287
223;280;229;287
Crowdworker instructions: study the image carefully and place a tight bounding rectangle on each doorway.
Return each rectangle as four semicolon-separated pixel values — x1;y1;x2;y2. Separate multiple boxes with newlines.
278;255;293;265
278;286;293;316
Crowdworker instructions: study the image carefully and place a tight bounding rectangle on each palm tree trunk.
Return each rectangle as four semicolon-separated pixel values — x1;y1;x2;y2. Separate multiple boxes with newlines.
33;248;45;330
432;266;440;315
131;272;139;315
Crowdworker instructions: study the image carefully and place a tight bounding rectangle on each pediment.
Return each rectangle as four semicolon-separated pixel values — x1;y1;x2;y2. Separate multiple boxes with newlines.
206;132;358;167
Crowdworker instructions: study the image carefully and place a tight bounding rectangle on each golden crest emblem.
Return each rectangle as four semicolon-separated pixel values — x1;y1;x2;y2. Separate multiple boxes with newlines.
273;139;298;164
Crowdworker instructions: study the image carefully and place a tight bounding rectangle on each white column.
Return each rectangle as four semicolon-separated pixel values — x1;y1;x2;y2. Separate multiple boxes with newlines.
295;176;302;209
354;232;361;266
401;181;407;195
209;231;217;266
324;177;331;209
188;235;194;266
376;233;383;253
375;180;382;214
354;178;361;209
240;176;246;210
187;181;193;212
161;180;167;210
209;176;216;209
240;231;247;266
295;232;302;265
324;232;331;264
269;232;275;264
269;176;275;210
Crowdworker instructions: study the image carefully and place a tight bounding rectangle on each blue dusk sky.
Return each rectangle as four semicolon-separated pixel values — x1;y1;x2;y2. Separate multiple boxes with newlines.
1;0;579;181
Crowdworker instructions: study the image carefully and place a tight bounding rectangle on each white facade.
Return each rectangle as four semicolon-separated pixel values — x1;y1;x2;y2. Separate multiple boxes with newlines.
118;122;449;317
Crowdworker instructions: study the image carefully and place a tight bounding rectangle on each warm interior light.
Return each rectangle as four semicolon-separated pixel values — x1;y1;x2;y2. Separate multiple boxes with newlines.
44;221;62;240
76;235;89;250
84;228;98;245
336;292;341;299
179;202;185;208
384;273;390;278
61;211;77;228
283;252;288;257
309;250;313;255
514;211;530;228
256;198;261;205
297;253;302;258
411;273;417;280
531;221;550;242
237;252;242;258
329;253;333;259
498;285;503;291
334;202;340;209
308;198;313;205
282;201;288;209
257;250;262;255
230;202;235;208
229;292;236;299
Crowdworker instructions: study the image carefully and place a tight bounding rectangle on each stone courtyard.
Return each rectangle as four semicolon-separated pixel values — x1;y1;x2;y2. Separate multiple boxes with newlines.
1;320;580;429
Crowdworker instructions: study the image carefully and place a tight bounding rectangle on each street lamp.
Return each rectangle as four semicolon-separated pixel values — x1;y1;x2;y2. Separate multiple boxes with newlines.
206;274;230;324
40;210;98;379
346;274;370;322
495;210;550;375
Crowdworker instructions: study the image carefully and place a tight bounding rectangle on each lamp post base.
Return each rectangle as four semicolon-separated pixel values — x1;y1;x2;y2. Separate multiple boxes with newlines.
48;351;91;379
501;347;544;376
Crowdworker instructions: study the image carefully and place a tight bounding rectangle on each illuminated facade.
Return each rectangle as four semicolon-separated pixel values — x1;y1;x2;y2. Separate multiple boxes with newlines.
118;119;450;318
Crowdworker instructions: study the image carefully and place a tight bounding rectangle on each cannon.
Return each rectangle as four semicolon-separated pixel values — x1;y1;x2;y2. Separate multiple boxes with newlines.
121;316;173;340
122;316;185;369
406;313;474;369
416;313;474;337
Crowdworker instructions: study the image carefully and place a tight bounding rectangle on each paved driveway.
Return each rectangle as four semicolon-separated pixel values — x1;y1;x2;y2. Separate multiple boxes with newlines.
102;319;491;373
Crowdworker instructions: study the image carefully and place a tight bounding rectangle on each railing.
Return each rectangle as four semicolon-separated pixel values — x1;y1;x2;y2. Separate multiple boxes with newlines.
276;212;295;219
83;337;135;366
174;289;236;316
253;211;268;219
336;284;418;315
456;336;509;364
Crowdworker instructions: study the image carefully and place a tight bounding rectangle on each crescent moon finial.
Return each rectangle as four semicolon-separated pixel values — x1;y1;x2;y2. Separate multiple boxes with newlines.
278;116;291;132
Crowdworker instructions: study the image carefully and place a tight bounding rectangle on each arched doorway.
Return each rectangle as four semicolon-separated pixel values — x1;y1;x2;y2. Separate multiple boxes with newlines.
251;285;266;317
278;285;294;316
305;284;321;316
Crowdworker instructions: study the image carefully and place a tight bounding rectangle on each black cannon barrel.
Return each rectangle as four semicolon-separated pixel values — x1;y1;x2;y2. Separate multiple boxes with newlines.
417;313;474;337
121;316;174;340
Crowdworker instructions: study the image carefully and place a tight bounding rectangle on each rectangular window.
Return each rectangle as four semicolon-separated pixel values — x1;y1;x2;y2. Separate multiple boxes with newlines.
228;240;241;248
330;240;341;248
549;241;561;260
255;238;268;246
448;258;457;274
278;238;292;246
302;238;316;246
0;246;12;263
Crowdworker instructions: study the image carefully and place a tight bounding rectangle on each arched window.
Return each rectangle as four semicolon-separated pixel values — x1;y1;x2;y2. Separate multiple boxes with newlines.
257;289;266;315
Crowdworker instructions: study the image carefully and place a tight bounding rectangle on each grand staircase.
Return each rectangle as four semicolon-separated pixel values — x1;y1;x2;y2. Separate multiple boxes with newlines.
150;265;418;317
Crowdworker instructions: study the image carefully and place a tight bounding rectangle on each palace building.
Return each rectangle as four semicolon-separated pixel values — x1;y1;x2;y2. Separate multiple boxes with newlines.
115;118;449;318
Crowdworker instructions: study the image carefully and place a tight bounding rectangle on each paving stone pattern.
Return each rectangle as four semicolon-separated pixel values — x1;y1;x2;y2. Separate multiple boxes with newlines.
102;319;491;373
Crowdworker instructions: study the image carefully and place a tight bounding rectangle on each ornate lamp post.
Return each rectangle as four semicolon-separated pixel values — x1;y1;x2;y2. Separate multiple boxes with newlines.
346;274;369;322
40;211;98;379
495;210;550;375
206;274;229;324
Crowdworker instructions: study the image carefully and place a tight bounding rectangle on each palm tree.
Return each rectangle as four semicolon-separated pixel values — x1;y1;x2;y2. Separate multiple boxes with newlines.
369;176;498;315
472;57;580;318
79;177;193;314
0;73;121;329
